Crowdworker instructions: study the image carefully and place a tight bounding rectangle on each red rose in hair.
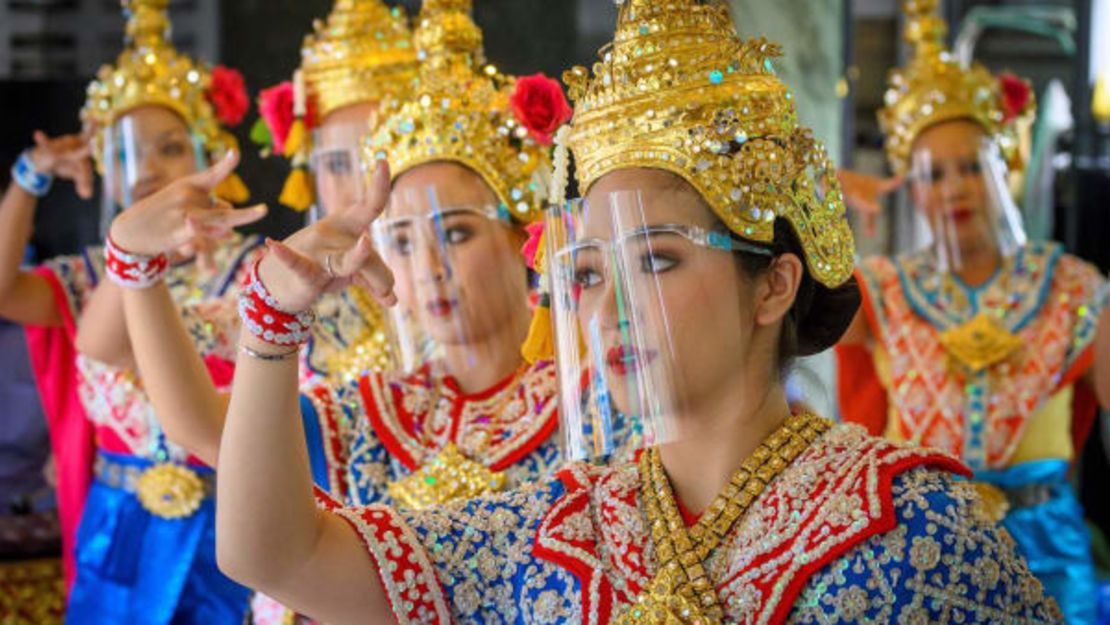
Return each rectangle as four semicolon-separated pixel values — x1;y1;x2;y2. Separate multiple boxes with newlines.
259;81;295;154
510;73;573;145
999;73;1032;123
207;66;249;127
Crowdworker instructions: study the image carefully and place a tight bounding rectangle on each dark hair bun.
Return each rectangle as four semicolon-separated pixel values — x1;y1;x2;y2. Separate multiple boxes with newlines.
795;277;860;356
762;219;860;363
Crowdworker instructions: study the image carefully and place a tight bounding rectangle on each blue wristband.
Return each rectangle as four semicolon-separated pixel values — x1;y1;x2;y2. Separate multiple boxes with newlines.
11;150;53;198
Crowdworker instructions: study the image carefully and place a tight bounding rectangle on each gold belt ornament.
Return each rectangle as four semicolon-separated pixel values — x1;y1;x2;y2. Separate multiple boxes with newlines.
135;464;207;520
938;313;1023;372
616;414;831;624
387;443;507;510
95;457;209;520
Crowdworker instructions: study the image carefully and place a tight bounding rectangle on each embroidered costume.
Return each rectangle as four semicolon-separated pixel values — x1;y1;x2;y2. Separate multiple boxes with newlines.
36;236;262;625
23;0;260;621
303;360;563;507
842;244;1106;623
323;421;1062;624
835;2;1106;622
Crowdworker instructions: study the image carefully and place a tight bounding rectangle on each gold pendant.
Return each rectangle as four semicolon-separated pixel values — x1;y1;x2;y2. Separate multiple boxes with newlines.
387;443;507;510
938;313;1022;372
135;463;205;520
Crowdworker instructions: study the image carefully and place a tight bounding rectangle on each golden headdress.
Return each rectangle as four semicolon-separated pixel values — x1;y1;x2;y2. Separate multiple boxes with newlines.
300;0;417;121
879;0;1035;174
82;0;247;194
257;0;418;211
365;0;558;223
563;0;854;288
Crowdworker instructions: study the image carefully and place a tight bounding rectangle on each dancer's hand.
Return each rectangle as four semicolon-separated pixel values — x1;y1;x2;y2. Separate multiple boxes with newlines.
109;150;266;256
27;130;95;199
837;169;903;237
255;160;396;313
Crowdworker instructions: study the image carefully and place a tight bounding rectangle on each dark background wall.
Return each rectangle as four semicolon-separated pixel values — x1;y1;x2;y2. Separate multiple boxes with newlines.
0;80;93;262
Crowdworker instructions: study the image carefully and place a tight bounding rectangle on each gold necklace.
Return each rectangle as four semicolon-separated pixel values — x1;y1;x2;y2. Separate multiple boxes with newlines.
620;413;831;624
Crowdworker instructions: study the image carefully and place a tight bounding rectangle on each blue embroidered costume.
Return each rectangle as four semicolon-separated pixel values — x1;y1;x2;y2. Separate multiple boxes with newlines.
321;422;1063;624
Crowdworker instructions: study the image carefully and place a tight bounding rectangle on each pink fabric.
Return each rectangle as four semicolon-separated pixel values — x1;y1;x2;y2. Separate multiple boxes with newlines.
22;267;96;592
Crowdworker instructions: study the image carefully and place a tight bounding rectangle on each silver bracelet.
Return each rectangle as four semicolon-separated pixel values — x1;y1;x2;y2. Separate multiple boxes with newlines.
239;343;299;362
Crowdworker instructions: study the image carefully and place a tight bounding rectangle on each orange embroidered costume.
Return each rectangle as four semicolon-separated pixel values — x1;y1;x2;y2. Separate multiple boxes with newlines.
835;1;1106;621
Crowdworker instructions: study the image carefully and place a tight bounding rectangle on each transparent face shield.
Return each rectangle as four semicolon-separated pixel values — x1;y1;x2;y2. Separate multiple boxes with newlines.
547;190;774;461
100;111;203;237
372;185;530;376
906;137;1028;275
308;121;370;223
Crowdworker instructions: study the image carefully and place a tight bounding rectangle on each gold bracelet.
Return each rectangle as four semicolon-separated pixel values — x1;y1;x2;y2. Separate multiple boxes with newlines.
239;344;299;362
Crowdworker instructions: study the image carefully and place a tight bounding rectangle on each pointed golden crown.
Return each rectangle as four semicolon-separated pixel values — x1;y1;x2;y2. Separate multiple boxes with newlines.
365;0;553;223
564;0;854;288
300;0;418;120
879;0;1029;174
82;0;233;171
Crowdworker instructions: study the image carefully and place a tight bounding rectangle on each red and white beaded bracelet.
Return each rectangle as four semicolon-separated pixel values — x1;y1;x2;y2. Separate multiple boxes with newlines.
104;236;169;288
238;259;315;346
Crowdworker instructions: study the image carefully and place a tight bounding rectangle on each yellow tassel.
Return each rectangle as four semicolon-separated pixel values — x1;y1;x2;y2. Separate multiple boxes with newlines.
521;298;555;364
283;119;307;158
279;168;314;212
213;172;250;204
1093;75;1110;125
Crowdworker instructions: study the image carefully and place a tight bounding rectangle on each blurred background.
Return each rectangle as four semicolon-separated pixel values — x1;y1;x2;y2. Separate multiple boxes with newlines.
1;0;1109;603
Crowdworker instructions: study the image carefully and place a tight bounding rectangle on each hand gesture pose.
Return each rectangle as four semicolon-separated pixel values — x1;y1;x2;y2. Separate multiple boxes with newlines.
253;159;397;316
109;150;267;261
27;130;95;199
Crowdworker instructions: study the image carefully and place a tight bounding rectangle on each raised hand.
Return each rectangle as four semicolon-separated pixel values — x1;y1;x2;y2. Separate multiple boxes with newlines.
109;150;267;257
256;160;396;313
28;130;95;199
837;169;904;237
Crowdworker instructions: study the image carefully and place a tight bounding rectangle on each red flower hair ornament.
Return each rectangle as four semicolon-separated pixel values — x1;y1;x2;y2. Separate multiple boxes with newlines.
510;73;573;145
207;66;250;127
999;73;1033;124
